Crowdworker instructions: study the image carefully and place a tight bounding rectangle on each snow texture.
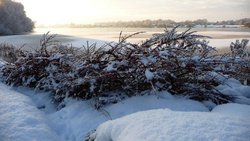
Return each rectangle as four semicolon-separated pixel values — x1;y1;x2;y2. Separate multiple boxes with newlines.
46;91;208;141
145;69;154;80
0;82;209;141
208;38;250;48
1;81;250;141
0;83;59;141
217;78;250;104
0;34;106;49
212;103;250;119
93;109;250;141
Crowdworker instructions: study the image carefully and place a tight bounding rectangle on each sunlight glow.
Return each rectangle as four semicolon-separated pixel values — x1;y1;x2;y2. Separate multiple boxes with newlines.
14;0;250;26
15;0;110;25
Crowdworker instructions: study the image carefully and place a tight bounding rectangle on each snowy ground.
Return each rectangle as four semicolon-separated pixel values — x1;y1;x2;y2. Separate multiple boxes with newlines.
0;34;106;50
92;108;250;141
1;34;250;140
0;83;208;141
1;77;250;141
208;38;250;49
0;32;249;50
0;83;60;141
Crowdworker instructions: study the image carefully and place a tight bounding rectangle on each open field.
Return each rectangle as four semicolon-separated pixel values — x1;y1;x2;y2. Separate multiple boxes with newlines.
0;28;249;51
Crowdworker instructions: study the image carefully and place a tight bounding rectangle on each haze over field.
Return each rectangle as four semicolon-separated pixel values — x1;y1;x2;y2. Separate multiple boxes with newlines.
15;0;250;25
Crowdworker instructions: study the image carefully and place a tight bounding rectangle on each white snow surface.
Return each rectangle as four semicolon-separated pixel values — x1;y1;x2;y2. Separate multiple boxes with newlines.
145;69;154;80
0;34;106;49
216;78;250;104
212;103;250;119
45;91;209;141
208;38;250;48
93;109;250;141
0;58;250;141
0;83;60;141
0;82;210;141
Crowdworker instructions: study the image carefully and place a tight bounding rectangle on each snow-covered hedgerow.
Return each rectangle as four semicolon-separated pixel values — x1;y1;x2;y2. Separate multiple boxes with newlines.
1;28;249;108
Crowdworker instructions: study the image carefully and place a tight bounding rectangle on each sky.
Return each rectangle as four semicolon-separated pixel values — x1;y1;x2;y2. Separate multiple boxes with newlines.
15;0;250;25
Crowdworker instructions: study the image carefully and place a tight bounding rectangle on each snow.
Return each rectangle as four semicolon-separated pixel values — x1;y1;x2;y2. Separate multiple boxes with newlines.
206;71;227;83
216;78;250;105
92;109;250;141
145;69;154;80
106;61;118;72
0;34;106;49
0;58;7;67
1;31;249;51
208;38;250;48
0;83;59;141
44;91;209;141
1;31;250;141
0;81;250;141
63;36;106;47
104;92;209;119
0;82;209;141
217;78;250;98
46;100;107;141
0;55;249;141
141;56;157;65
105;61;128;72
212;103;250;119
191;55;201;62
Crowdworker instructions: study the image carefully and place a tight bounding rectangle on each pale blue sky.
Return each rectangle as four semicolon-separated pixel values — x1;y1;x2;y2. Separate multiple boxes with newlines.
16;0;250;25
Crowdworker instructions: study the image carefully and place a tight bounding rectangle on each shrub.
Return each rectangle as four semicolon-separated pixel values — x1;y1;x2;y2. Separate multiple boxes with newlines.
1;27;249;108
227;39;250;84
0;43;25;62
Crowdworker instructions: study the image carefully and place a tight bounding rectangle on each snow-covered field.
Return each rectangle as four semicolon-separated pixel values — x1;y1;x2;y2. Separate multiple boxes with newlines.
0;76;250;141
1;32;250;141
0;34;106;50
0;31;249;49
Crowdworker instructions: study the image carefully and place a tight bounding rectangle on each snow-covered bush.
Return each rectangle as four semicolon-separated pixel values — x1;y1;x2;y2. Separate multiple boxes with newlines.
226;39;250;84
230;39;249;58
1;27;249;108
0;43;24;62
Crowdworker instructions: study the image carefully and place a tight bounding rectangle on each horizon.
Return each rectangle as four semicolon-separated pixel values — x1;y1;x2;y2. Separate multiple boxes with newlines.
37;18;249;27
13;0;250;26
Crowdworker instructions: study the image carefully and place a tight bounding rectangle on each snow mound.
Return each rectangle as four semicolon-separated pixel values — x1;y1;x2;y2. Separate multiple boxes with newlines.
46;92;208;141
92;109;250;141
217;78;250;104
104;93;209;119
47;100;107;141
212;103;250;119
217;78;250;97
0;83;59;141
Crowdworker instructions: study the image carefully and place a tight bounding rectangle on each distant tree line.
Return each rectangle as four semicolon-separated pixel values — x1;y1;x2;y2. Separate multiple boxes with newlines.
69;18;250;28
0;0;34;35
